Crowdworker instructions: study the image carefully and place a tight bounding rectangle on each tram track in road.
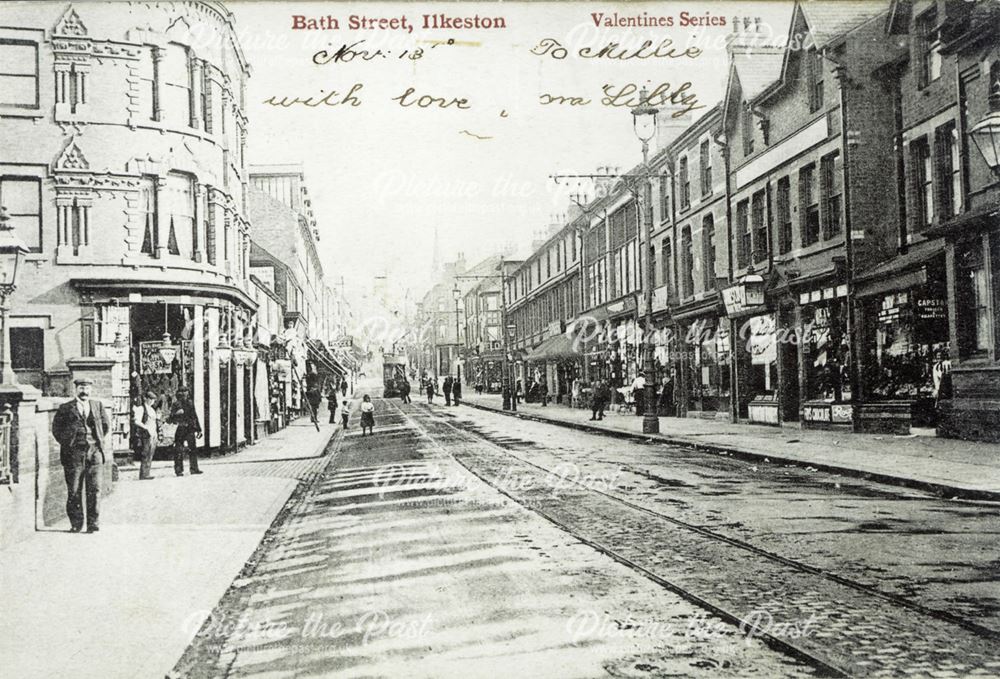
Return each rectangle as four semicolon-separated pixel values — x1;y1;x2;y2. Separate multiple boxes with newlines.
398;400;1000;678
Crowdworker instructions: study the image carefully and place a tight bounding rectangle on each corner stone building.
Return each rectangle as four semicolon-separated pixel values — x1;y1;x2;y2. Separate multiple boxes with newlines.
0;2;255;455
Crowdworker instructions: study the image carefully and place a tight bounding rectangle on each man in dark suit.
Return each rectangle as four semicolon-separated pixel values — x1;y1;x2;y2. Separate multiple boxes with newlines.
51;378;111;533
443;376;453;406
169;387;202;477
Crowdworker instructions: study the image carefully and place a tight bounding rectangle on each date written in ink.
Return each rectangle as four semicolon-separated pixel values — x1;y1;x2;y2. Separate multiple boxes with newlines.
313;38;456;65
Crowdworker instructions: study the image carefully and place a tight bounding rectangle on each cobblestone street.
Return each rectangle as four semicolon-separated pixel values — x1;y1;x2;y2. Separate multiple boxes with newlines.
173;398;1000;677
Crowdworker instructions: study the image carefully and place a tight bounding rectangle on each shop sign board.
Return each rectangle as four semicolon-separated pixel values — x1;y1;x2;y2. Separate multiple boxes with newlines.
803;405;831;422
722;279;764;315
916;298;947;321
139;341;173;375
831;404;853;423
333;336;353;348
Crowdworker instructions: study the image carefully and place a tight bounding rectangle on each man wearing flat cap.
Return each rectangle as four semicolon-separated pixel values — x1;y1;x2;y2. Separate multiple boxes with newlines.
51;378;111;533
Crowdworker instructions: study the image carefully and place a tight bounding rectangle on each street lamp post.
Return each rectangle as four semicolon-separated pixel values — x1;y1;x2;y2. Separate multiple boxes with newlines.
0;207;28;384
631;88;661;435
970;78;1000;178
452;284;462;385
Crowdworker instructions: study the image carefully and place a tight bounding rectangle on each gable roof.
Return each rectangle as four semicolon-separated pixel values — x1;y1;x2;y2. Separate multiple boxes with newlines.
799;0;892;50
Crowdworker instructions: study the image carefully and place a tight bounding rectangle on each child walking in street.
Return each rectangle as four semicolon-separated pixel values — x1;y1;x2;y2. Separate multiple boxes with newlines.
360;395;376;436
340;397;350;430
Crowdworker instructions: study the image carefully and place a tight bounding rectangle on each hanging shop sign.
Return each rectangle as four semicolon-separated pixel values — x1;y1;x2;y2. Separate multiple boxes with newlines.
139;340;174;375
722;273;765;316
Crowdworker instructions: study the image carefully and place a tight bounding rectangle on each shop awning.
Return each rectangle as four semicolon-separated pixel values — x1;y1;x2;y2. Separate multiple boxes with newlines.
525;333;579;361
307;339;345;380
854;240;945;298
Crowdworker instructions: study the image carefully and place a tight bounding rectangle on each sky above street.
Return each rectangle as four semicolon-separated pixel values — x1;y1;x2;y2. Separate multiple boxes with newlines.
228;2;793;302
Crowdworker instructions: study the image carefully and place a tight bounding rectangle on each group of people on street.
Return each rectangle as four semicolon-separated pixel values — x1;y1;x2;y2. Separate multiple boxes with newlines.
130;387;203;481
50;369;366;533
51;379;202;533
420;375;462;406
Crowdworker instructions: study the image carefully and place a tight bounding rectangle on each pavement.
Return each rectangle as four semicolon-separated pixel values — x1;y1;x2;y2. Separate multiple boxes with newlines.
0;418;340;679
459;393;1000;501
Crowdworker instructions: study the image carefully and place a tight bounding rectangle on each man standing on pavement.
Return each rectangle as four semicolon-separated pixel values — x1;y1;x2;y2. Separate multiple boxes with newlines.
443;375;453;406
133;391;160;480
51;378;111;533
590;380;608;421
452;377;462;406
631;373;646;416
169;388;203;477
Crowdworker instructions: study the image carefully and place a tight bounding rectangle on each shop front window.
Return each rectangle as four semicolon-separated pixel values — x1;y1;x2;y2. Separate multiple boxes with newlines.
747;314;777;394
686;318;726;412
865;287;949;423
804;302;851;401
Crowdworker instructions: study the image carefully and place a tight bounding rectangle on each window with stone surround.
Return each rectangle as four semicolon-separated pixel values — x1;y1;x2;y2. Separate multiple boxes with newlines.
776;176;792;254
820;151;842;239
163;42;193;128
741;103;754;156
934;122;961;220
807;49;824;113
702;213;716;291
910;136;933;231
0;39;38;109
699;139;712;196
165;172;195;258
680;225;693;299
659;174;670;222
736;199;750;268
661;237;672;300
679;156;690;209
751;189;768;264
0;176;41;252
799;164;819;246
139;176;158;255
916;9;941;89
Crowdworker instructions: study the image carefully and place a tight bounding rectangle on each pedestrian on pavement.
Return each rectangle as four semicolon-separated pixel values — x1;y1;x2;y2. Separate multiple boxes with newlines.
658;373;675;417
169;387;203;477
341;379;348;397
133;390;160;480
305;367;323;426
590;380;608;421
515;379;522;405
452;378;462;406
631;373;646;416
539;381;549;407
51;378;111;533
400;378;411;404
328;391;338;423
425;379;434;404
443;376;453;406
340;397;351;429
360;395;376;436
